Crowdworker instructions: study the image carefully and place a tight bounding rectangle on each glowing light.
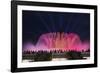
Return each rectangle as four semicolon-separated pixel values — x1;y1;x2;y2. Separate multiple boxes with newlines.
23;32;90;52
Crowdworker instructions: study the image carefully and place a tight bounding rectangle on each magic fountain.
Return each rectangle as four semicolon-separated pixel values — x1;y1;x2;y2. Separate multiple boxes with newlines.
23;32;90;52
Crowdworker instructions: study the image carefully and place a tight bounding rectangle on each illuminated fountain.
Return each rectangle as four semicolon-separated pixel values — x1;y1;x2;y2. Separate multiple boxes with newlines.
23;32;90;61
23;32;89;52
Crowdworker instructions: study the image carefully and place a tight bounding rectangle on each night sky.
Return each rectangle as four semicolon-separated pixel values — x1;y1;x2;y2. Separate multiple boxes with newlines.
22;10;90;44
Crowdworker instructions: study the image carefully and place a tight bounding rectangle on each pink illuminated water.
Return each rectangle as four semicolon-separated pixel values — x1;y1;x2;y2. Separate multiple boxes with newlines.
23;32;90;52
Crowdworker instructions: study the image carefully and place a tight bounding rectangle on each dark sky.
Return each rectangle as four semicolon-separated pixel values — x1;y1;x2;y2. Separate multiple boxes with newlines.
22;10;90;44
